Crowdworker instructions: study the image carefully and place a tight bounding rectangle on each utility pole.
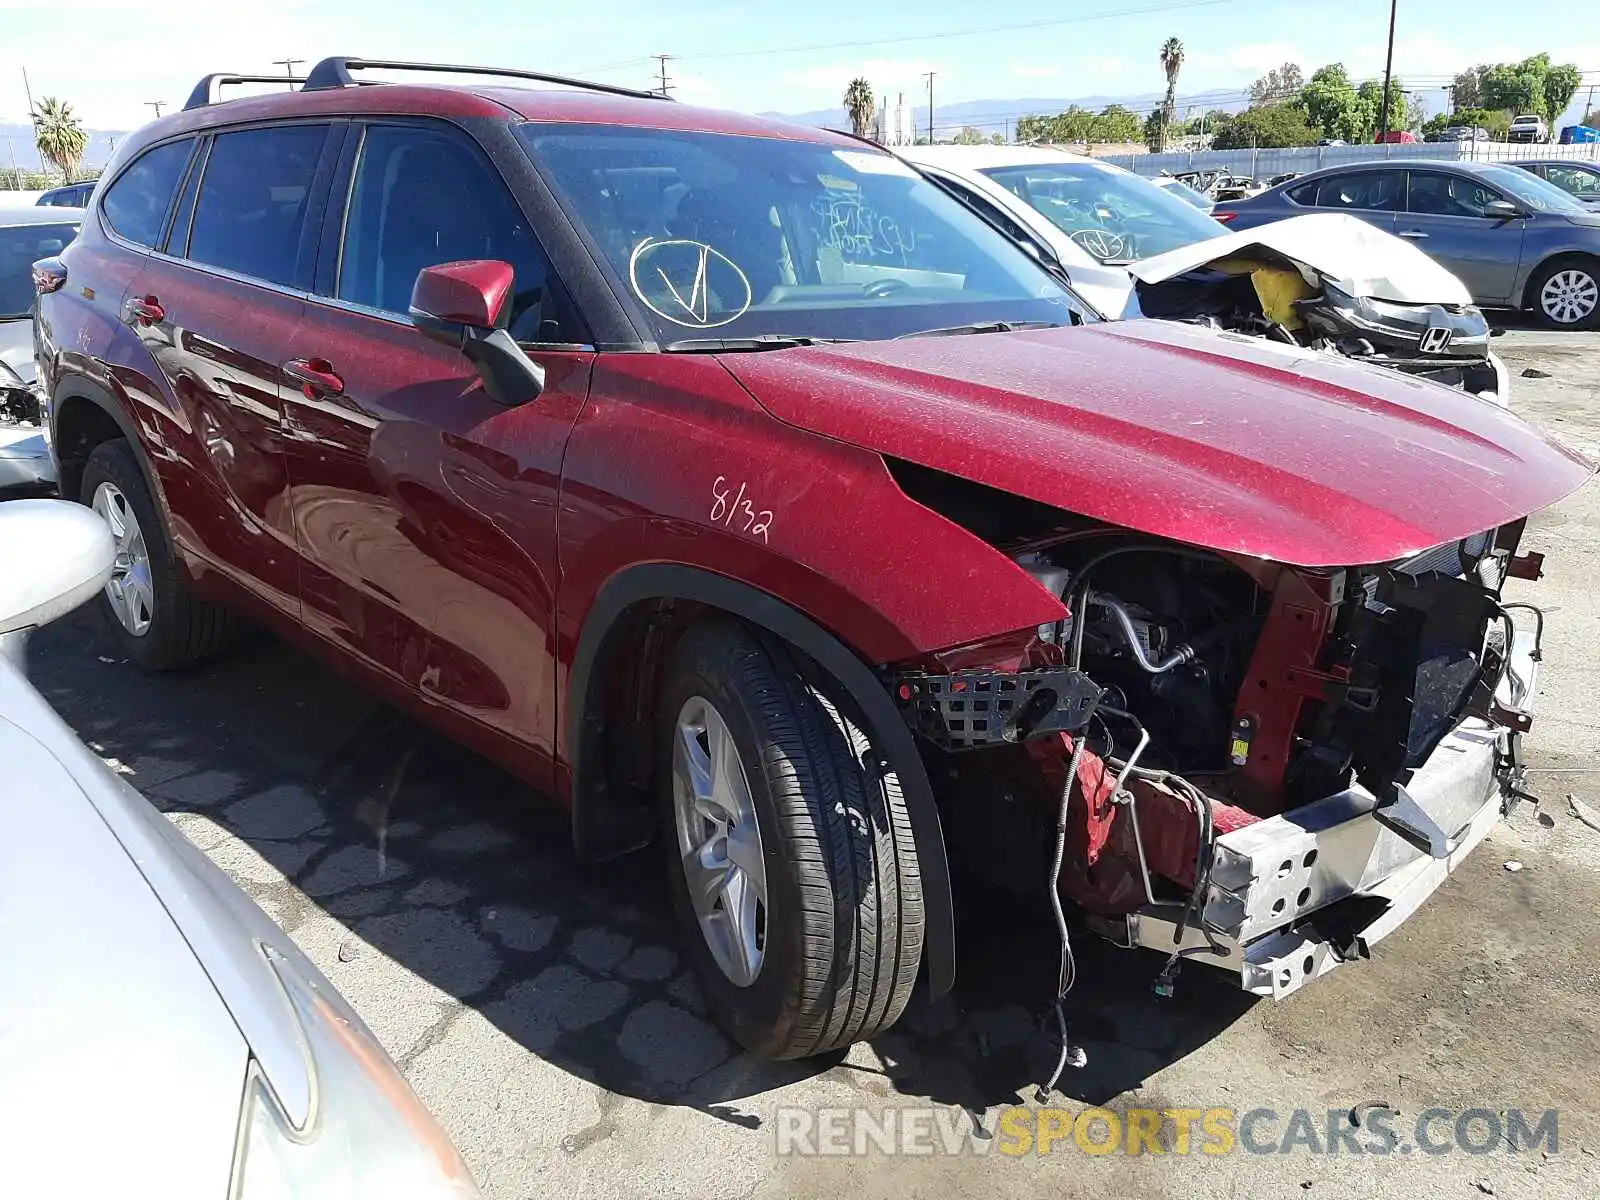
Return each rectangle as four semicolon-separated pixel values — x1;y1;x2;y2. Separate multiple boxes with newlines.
1377;0;1398;142
652;54;674;98
272;57;305;88
21;66;38;174
923;70;935;144
146;100;165;119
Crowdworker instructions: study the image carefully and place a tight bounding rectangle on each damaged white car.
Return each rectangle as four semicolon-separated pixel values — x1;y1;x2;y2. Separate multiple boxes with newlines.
900;146;1509;403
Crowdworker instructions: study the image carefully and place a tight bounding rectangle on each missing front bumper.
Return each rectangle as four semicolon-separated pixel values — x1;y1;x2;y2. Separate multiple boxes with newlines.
1112;621;1539;999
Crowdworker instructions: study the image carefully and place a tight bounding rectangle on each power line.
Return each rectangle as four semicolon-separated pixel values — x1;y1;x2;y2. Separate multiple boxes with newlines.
681;0;1254;62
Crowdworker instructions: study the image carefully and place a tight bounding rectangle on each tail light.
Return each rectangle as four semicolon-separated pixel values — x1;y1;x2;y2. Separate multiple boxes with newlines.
32;257;66;295
1213;211;1238;224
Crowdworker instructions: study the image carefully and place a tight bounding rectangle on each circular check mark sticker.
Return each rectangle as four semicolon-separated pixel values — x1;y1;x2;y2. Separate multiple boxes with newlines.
628;238;752;329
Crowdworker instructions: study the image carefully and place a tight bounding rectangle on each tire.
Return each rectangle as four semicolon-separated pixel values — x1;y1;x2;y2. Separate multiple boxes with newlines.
1528;256;1600;330
78;439;234;669
657;620;924;1060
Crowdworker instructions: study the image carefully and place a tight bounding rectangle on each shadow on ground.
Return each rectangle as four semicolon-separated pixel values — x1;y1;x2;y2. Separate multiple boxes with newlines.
28;612;1255;1120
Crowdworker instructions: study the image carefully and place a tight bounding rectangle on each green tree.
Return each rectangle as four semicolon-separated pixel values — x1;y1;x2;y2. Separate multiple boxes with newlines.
1403;92;1429;133
988;131;1007;145
842;77;875;139
1015;114;1054;142
1250;62;1305;106
1143;109;1168;151
32;97;87;182
1359;77;1406;137
1480;60;1544;115
1452;66;1487;111
1422;112;1451;138
1159;36;1184;135
1094;103;1142;143
1300;64;1375;142
1541;60;1582;129
952;125;984;145
1211;101;1316;149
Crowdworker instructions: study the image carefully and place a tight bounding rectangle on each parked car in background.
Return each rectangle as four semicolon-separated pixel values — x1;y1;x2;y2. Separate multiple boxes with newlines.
0;499;481;1200
1509;114;1549;143
899;144;1227;315
36;181;94;207
1438;126;1491;143
1215;159;1600;327
1152;174;1215;212
903;147;1507;399
0;206;80;493
38;57;1588;1063
1515;159;1600;206
1376;129;1418;144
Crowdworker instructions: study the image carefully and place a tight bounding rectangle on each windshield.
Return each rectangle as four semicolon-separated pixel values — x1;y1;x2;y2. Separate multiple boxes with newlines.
978;161;1224;263
0;221;76;317
1156;178;1214;210
517;125;1083;344
1477;164;1587;214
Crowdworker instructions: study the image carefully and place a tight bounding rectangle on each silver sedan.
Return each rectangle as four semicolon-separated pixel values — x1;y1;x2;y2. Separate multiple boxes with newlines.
0;498;480;1200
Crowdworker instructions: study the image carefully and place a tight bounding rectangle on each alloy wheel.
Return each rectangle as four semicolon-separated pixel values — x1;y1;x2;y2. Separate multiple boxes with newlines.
91;481;154;637
671;695;767;987
1540;268;1599;325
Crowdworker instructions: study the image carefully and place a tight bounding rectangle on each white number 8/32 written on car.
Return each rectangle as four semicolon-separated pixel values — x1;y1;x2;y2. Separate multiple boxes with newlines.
710;476;774;543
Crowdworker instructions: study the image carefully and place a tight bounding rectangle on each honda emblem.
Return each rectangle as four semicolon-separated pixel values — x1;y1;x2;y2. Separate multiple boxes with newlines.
1418;326;1453;353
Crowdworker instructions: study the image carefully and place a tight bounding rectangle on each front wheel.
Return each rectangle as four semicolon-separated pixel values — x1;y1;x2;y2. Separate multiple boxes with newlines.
657;620;924;1060
1530;257;1600;330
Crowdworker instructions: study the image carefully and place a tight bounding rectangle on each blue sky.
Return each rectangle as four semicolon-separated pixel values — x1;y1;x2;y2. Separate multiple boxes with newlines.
1;0;1595;130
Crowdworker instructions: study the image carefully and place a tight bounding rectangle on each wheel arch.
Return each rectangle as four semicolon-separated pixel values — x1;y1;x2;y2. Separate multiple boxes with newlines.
567;562;955;998
1519;248;1600;312
50;376;161;509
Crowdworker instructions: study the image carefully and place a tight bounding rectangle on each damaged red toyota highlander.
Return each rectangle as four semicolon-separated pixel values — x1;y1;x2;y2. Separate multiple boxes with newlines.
35;59;1592;1062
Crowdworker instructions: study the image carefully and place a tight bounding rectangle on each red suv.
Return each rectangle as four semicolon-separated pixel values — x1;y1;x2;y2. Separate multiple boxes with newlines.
34;58;1590;1062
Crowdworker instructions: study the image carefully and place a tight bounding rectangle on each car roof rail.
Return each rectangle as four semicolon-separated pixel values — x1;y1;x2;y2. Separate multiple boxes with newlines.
183;73;307;112
300;56;672;102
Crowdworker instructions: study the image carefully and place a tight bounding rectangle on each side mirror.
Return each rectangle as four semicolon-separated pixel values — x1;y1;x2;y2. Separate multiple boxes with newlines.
0;500;114;647
1483;199;1523;220
409;260;545;407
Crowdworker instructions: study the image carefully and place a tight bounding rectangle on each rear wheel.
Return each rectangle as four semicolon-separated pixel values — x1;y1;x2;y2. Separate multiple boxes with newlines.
1530;256;1600;330
657;620;924;1059
79;439;233;669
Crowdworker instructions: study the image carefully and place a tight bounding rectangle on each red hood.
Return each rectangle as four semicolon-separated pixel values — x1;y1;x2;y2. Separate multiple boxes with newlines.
719;320;1592;567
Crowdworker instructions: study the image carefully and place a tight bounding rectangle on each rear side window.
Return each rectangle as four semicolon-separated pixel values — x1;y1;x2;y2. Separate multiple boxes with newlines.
101;140;193;247
187;125;328;287
1286;181;1318;205
1307;171;1401;212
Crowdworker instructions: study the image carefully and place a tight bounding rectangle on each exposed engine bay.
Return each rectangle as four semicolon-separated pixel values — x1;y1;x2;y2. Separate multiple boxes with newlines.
889;515;1544;1043
1128;213;1506;402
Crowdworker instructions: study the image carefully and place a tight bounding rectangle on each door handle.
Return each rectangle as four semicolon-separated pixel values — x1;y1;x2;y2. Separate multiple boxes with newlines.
1397;229;1429;239
123;295;165;326
283;357;345;399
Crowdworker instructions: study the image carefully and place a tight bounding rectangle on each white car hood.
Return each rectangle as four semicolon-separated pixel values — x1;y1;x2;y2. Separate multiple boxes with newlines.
0;705;247;1200
1127;212;1474;306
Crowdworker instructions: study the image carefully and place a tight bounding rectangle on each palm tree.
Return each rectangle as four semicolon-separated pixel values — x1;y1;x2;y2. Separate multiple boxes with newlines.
34;97;87;183
1159;37;1185;143
843;77;875;139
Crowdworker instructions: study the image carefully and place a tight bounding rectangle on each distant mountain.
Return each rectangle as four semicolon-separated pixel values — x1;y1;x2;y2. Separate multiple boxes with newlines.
765;90;1240;140
0;123;129;176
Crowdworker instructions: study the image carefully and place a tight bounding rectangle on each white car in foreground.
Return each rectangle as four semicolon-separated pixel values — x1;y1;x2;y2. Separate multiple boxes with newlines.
897;144;1509;403
0;499;480;1200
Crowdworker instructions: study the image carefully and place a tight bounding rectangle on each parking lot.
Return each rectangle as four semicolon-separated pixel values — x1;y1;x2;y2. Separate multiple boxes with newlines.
26;326;1600;1200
